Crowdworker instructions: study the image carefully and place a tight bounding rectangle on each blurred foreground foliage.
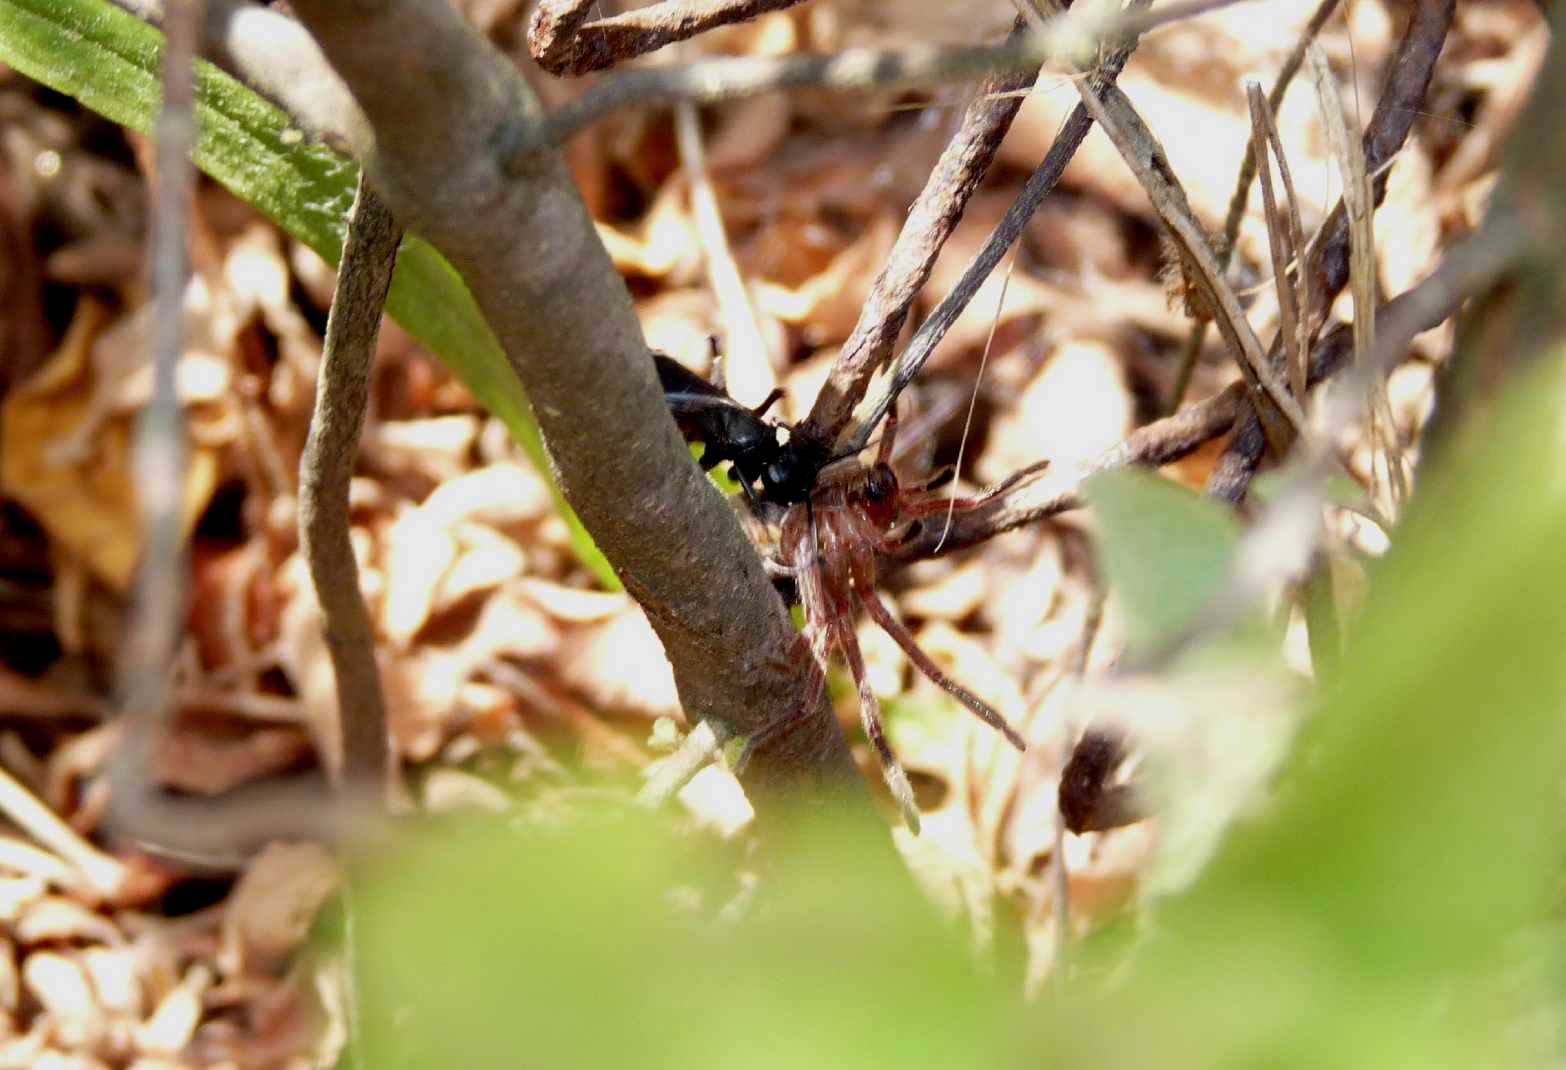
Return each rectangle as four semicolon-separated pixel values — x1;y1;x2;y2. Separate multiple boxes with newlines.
347;353;1566;1066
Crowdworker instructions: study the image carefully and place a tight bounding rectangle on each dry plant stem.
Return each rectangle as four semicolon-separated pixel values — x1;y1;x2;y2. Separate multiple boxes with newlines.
1207;0;1455;504
529;0;810;78
108;0;202;860
1247;85;1309;403
888;242;1489;564
299;173;401;788
282;0;872;826
636;720;722;809
804;17;1039;440
0;764;127;897
1076;82;1308;453
1308;43;1402;508
537;0;1250;147
675;101;773;399
1166;0;1338;412
846;20;1148;451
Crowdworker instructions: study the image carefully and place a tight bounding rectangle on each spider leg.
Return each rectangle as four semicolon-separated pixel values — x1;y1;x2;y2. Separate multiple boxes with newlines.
895;457;1053;519
853;570;1027;752
830;595;920;833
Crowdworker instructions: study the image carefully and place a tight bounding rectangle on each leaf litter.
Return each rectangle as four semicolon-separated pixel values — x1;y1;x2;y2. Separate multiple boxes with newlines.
0;0;1542;1063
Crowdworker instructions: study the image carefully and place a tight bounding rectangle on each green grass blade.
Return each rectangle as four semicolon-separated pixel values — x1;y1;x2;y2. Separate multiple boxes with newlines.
0;0;618;588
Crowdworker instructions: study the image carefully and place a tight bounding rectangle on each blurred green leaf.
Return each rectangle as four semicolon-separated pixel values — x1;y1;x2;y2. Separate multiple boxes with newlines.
1048;351;1566;1068
347;810;1008;1070
1084;468;1241;654
0;0;618;588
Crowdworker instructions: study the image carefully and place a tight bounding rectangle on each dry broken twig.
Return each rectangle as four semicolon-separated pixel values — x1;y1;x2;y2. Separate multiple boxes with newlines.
803;16;1039;439
529;0;811;77
1207;0;1455;504
1166;0;1338;412
534;0;1250;148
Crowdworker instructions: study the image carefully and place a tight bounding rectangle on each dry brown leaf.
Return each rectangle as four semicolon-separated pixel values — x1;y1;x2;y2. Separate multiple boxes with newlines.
0;299;220;590
557;605;680;719
153;725;312;796
22;951;101;1051
133;964;209;1058
980;337;1132;485
751;214;898;344
220;843;339;975
434;523;527;612
77;947;141;1019
13;897;121;947
676;766;754;839
705;95;794;174
360;415;481;483
421;768;512;815
0;939;15;1013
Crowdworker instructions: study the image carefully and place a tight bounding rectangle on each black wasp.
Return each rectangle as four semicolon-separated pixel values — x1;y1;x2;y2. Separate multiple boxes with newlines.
653;351;831;516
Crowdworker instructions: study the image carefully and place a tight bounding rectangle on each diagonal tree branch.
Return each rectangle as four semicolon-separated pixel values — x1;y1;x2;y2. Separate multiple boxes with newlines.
280;0;873;825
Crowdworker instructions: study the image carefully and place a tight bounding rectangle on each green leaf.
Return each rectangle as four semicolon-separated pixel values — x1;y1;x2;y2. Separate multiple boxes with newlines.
1084;468;1241;654
0;0;618;588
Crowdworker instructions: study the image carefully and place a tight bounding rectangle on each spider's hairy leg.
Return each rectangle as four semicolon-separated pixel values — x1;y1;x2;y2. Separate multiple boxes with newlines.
831;590;920;834
852;568;1027;752
896;457;1053;520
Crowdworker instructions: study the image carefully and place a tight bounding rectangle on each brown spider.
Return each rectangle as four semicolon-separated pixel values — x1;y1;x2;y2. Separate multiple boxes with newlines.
776;407;1040;832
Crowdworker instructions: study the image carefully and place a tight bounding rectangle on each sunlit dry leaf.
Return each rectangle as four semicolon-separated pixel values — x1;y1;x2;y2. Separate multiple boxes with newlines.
0;939;15;1013
597;180;702;281
515;579;626;624
14;897;121;947
420;462;554;528
133;964;209;1058
459;589;560;663
0;299;220;590
751;215;898;344
982;338;1131;484
558;605;680;719
421;768;513;815
677;766;754;840
899;558;988;623
361;415;481;483
705;95;794;174
435;523;527;611
29;1050;110;1070
153;725;312;796
77;947;141;1019
0;877;49;925
380;508;458;647
221;843;339;975
22;951;101;1051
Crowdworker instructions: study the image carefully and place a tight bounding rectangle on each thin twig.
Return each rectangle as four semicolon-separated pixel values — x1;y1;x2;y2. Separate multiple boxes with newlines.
845;8;1151;453
0;764;128;897
1077;82;1309;453
107;0;203;858
636;720;724;809
536;0;1253;147
1246;84;1307;402
804;16;1040;440
1166;0;1338;412
529;0;811;77
1207;0;1455;504
887;236;1499;564
299;172;402;788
